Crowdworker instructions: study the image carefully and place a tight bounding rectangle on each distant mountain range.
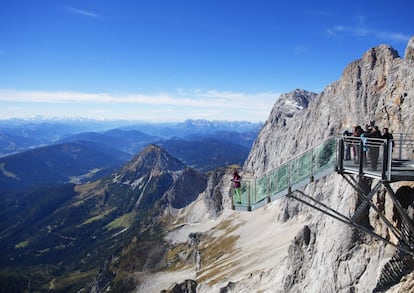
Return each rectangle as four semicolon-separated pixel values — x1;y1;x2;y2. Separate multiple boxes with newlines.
0;118;262;157
0;119;260;191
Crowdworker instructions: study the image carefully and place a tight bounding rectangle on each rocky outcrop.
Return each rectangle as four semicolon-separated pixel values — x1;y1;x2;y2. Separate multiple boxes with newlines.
203;166;238;218
405;37;414;65
242;36;414;292
244;89;317;177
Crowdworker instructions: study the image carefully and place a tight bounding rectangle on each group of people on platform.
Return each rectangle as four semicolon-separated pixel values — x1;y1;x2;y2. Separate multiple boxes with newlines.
343;120;394;170
232;121;395;204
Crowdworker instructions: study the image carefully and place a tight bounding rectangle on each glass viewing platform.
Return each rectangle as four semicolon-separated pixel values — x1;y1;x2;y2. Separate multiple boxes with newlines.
233;134;414;211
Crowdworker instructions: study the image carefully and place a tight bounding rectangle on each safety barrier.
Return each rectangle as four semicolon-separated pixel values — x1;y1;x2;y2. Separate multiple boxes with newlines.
338;134;414;182
233;137;337;210
233;133;414;211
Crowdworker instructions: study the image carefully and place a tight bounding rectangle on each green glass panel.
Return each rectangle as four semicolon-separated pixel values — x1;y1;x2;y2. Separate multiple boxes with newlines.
314;138;336;170
235;138;338;208
290;151;312;185
255;174;269;203
273;163;289;193
240;180;252;204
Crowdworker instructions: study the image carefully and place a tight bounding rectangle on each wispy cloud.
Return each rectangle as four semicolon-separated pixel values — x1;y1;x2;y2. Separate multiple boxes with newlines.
65;6;99;18
0;89;278;122
325;15;410;43
376;31;411;43
326;25;410;43
325;25;369;37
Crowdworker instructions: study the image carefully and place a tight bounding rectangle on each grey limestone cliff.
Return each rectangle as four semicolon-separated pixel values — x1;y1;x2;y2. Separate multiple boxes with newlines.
242;36;414;292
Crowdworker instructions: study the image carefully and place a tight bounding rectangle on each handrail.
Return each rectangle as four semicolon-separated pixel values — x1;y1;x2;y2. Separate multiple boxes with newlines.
338;134;414;182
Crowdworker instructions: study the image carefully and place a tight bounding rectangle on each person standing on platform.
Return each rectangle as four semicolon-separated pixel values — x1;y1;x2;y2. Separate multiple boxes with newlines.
382;127;394;149
353;125;364;163
365;126;382;170
382;127;394;170
231;171;242;204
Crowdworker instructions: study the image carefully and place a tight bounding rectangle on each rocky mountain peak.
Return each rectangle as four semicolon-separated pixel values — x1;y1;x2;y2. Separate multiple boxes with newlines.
118;144;186;178
112;144;207;211
243;88;317;175
363;44;400;69
405;36;414;64
276;88;316;113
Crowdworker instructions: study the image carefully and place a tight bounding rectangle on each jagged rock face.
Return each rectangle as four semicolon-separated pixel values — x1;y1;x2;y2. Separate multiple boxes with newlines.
245;38;414;178
323;43;413;134
405;37;414;65
202;167;237;218
243;36;414;292
244;89;317;176
165;168;208;209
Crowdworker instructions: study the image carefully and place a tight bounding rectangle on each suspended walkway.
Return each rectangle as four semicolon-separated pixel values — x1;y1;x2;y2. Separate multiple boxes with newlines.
232;137;337;211
232;134;414;258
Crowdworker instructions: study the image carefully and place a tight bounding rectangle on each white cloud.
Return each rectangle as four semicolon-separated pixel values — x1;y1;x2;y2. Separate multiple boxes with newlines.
325;24;369;38
376;31;411;43
325;16;410;44
0;89;278;122
65;6;99;18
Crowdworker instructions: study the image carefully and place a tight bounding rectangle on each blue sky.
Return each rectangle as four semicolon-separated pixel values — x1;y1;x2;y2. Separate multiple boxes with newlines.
0;0;412;122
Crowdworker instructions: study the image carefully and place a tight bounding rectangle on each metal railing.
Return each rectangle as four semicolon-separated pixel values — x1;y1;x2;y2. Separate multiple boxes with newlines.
338;134;414;182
